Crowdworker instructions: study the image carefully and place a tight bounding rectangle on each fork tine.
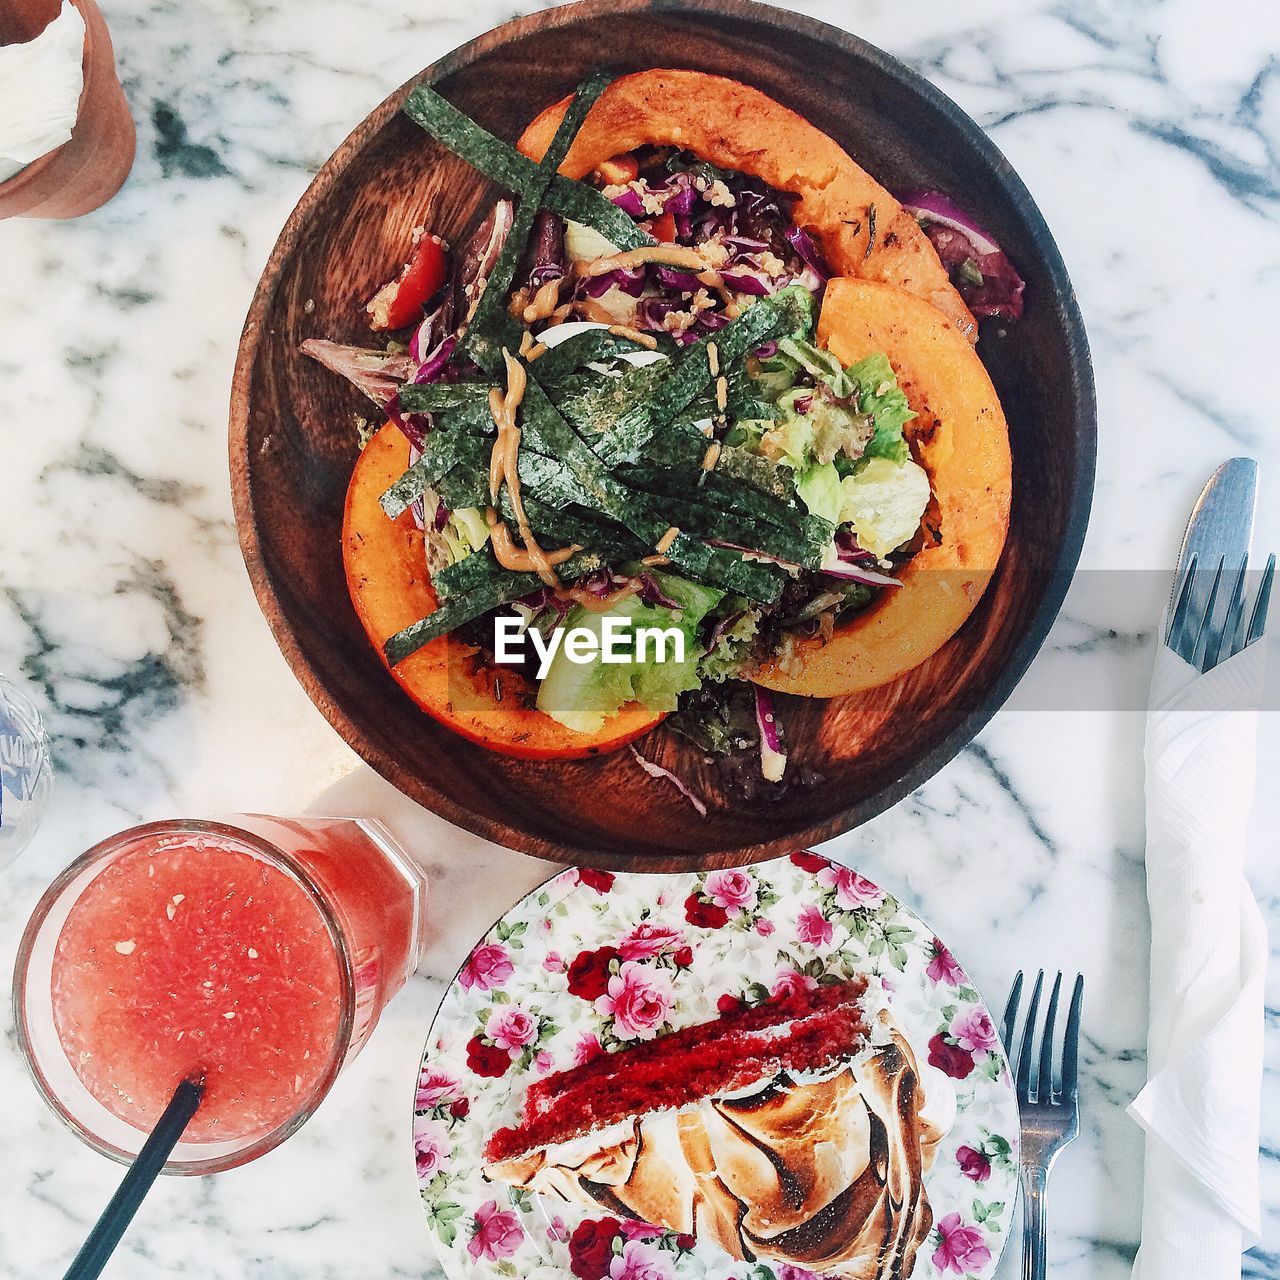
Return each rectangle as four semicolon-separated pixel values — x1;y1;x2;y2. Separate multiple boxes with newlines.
1246;553;1275;648
1206;554;1249;671
1166;551;1198;648
1062;974;1084;1101
1038;971;1063;1103
1189;555;1226;672
1015;970;1044;1101
1000;971;1023;1057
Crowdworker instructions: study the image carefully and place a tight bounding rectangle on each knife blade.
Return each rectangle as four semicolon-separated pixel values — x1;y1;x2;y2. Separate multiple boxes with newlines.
1166;458;1257;662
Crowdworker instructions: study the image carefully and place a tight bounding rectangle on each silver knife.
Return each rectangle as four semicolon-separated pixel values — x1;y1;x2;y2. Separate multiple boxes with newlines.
1166;458;1257;663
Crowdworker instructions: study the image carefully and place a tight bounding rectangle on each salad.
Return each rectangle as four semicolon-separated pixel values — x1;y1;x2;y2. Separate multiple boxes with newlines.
307;69;1017;801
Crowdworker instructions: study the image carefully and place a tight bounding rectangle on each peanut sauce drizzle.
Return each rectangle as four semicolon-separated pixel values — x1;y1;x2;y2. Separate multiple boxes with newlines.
522;278;564;325
574;298;626;326
485;511;578;578
608;325;658;349
536;300;658;353
485;350;578;584
707;340;728;424
579;245;708;277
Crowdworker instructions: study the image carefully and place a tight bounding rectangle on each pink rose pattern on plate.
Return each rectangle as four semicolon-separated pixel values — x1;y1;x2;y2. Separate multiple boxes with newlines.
459;942;514;992
595;961;676;1042
414;853;1018;1280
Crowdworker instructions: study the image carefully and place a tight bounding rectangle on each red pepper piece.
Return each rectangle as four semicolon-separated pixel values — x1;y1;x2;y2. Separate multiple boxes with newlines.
651;211;678;244
367;233;448;331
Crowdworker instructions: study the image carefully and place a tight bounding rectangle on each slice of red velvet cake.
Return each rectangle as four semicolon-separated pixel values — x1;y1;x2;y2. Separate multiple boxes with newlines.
483;976;941;1279
486;977;871;1166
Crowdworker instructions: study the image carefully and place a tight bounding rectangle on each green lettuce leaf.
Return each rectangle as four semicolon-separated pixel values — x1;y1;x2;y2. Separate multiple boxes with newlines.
846;353;915;465
838;456;932;557
750;342;915;470
440;506;489;566
536;572;722;732
795;462;844;527
698;606;761;683
777;337;855;399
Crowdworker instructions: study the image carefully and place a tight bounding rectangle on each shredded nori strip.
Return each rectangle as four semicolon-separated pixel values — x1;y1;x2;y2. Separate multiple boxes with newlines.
520;375;784;600
613;481;819;566
431;502;635;604
542;177;655;252
379;431;491;518
500;491;643;561
402;84;651;253
619;464;825;550
553;361;673;441
458;74;616;375
510;449;587;510
434;547;515;598
697;360;781;423
396;383;493;415
433;464;489;511
712;445;796;502
596;287;813;467
391;432;590;516
624;428;795;503
384;550;607;664
531;330;659;385
676;544;787;601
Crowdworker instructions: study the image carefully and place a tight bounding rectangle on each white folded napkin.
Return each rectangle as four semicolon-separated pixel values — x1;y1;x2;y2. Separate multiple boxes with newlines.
1129;629;1268;1279
0;1;86;183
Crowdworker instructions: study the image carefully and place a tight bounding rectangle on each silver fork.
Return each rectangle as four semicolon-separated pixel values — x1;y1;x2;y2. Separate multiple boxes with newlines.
1000;971;1084;1280
1166;550;1274;672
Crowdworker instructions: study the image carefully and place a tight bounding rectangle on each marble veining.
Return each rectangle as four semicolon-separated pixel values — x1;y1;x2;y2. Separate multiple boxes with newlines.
1;0;1278;1275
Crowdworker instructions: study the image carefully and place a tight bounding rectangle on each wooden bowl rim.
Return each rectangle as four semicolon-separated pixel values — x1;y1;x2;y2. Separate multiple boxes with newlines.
229;0;1096;870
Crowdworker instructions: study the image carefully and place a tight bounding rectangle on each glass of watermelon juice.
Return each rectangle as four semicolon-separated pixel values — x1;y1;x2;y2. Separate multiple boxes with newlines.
13;814;428;1174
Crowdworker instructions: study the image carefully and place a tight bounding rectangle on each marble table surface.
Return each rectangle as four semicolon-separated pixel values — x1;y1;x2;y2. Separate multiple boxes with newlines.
2;0;1278;1275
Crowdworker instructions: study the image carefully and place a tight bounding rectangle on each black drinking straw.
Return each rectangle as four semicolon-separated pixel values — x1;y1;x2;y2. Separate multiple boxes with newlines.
63;1076;205;1280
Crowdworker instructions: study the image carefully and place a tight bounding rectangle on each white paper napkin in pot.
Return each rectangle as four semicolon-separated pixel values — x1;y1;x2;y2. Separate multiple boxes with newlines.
1129;631;1268;1280
0;1;86;183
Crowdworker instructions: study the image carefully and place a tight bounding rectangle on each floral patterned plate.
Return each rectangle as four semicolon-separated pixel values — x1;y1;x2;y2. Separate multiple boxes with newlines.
414;855;1019;1280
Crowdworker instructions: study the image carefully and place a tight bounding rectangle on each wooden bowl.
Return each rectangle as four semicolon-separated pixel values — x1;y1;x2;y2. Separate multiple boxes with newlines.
230;0;1095;871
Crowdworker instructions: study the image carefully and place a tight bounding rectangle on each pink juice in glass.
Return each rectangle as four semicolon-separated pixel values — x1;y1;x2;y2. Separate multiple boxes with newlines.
51;840;343;1143
16;815;428;1172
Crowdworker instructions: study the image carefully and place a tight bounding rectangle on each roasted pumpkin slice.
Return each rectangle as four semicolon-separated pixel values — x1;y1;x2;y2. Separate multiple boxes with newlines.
517;68;977;339
343;423;662;759
753;278;1012;698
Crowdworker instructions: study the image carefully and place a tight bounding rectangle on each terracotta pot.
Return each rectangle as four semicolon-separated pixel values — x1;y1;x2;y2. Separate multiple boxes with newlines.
0;0;136;219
